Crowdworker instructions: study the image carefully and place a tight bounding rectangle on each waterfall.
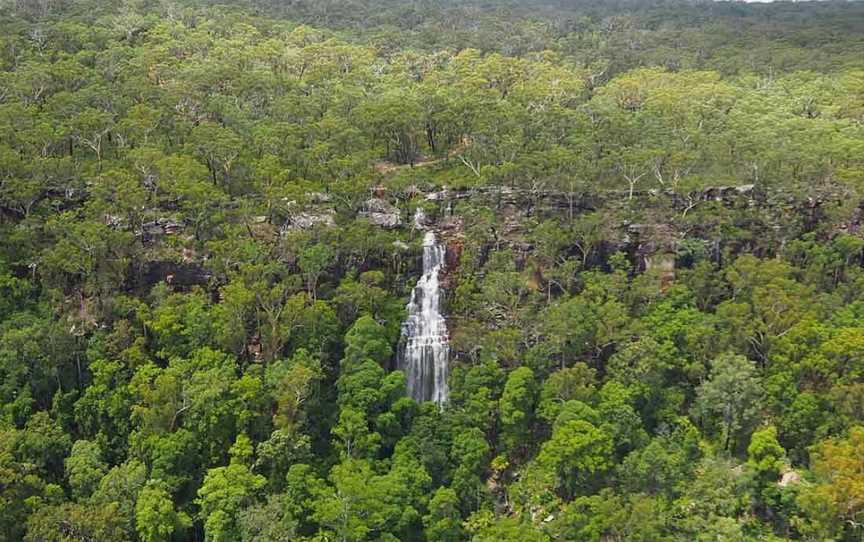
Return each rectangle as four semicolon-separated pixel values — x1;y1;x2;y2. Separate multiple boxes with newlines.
398;230;449;404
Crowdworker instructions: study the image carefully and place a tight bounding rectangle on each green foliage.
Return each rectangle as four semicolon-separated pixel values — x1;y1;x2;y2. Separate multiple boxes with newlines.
0;261;32;319
538;419;613;498
299;244;334;300
748;427;786;487
91;459;148;539
424;487;464;542
0;0;862;540
135;481;190;542
797;427;864;541
64;439;107;500
693;354;763;453
24;502;128;542
237;493;298;542
499;366;538;457
196;440;267;542
17;412;72;483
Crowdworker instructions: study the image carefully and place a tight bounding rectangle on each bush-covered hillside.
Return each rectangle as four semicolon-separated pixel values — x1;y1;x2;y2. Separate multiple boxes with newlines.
1;0;864;540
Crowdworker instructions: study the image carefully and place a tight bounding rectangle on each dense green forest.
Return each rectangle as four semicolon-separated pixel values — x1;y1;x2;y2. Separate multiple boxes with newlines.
1;0;864;540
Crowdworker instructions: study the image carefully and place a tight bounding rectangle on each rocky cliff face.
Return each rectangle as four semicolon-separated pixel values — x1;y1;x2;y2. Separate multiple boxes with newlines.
135;183;862;303
369;184;864;306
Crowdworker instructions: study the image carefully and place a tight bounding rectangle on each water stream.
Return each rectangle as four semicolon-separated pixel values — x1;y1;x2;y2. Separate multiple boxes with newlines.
398;229;449;404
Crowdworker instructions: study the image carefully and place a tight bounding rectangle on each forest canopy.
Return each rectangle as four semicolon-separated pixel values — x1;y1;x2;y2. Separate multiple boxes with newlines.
1;0;864;540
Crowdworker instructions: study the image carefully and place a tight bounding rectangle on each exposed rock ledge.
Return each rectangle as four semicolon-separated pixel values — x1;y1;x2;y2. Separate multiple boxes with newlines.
360;198;402;228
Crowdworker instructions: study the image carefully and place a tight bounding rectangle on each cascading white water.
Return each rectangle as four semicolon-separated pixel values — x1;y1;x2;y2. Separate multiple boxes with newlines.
398;230;449;404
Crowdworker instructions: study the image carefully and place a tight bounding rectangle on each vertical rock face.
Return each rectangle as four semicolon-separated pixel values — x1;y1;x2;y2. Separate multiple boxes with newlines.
398;230;449;404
